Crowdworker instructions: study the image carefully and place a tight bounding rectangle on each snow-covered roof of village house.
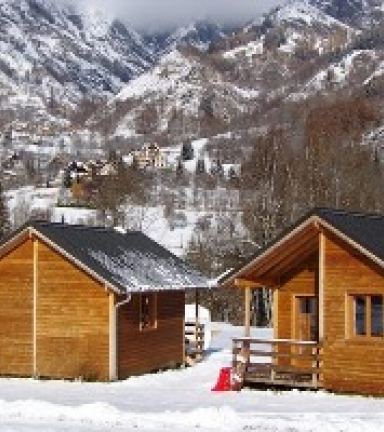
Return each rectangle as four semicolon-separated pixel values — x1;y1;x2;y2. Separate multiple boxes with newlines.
2;221;211;293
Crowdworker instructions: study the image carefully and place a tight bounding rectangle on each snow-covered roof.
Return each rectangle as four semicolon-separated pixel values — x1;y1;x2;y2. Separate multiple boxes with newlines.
1;221;211;293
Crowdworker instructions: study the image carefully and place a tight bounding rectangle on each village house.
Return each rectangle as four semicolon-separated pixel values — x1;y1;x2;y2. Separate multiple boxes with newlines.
223;207;384;395
0;221;210;381
133;143;168;170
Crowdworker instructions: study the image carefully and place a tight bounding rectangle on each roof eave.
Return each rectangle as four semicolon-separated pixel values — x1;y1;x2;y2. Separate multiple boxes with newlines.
0;226;30;259
222;215;321;287
222;212;384;288
124;284;214;293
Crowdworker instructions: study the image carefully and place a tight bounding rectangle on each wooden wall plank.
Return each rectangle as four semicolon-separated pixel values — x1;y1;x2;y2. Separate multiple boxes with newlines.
277;253;318;341
323;233;384;395
36;241;110;381
0;240;33;376
118;291;185;378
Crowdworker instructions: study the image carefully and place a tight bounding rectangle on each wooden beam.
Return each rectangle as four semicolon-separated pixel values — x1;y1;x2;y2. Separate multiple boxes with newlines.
0;230;29;260
254;230;318;277
245;286;251;337
264;238;318;280
109;292;117;381
235;278;265;289
273;288;279;340
33;238;38;377
319;232;324;341
225;216;321;287
195;289;199;324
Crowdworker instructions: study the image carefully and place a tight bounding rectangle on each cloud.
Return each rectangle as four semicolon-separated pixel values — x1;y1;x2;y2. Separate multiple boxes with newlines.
57;0;284;29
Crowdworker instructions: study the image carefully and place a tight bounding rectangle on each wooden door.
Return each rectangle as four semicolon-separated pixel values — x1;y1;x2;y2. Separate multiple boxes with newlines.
294;296;318;369
295;296;318;341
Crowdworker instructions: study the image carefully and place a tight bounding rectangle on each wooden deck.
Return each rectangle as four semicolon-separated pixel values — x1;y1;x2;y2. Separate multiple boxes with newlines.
233;337;322;389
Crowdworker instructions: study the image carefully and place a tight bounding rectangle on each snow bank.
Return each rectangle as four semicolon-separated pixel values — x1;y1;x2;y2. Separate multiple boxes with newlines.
1;324;384;431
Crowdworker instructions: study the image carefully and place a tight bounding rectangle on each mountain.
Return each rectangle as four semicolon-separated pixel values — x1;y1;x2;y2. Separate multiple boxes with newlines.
2;0;384;154
143;20;230;55
309;0;384;28
100;0;357;142
0;0;241;140
0;0;161;143
0;0;154;101
93;0;384;151
101;47;258;143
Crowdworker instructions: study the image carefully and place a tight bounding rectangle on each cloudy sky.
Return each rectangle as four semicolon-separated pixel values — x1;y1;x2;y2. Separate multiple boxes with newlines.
64;0;284;29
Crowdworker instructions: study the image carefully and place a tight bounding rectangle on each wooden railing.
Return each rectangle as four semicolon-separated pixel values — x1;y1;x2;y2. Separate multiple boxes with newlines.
232;337;322;389
185;322;205;364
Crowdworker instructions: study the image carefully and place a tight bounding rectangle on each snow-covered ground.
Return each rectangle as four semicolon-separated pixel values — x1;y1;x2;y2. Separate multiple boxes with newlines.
1;323;384;431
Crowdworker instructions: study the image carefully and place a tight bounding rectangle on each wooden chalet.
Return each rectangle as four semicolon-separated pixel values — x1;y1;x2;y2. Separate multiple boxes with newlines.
223;208;384;395
0;221;210;381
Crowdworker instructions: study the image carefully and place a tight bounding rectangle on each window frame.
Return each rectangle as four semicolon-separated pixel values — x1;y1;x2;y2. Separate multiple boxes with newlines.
348;294;384;339
139;292;157;331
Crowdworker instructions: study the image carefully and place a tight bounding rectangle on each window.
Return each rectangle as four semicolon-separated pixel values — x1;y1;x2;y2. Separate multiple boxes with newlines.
355;296;366;336
349;295;383;338
371;296;383;336
140;293;157;330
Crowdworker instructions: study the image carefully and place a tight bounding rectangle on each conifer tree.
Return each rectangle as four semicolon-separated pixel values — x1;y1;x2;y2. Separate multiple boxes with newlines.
0;180;10;240
176;158;184;177
181;141;194;161
196;158;206;175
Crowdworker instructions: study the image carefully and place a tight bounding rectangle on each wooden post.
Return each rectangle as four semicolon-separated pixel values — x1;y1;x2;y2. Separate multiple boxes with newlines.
33;238;38;377
109;292;117;381
319;232;324;341
311;345;318;388
273;288;279;339
195;288;199;326
245;286;251;337
232;339;238;368
195;289;201;360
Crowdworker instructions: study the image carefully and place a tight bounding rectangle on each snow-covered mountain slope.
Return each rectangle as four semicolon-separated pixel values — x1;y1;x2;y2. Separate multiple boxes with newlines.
265;0;354;56
309;0;384;28
104;49;258;140
275;0;350;28
0;0;154;102
0;0;242;139
100;0;360;140
143;20;228;55
3;0;384;152
289;49;381;99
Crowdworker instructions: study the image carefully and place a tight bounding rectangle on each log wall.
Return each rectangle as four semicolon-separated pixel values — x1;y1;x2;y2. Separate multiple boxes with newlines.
36;241;110;380
0;232;187;381
0;239;33;376
0;236;110;380
276;254;318;340
323;233;384;395
118;291;185;378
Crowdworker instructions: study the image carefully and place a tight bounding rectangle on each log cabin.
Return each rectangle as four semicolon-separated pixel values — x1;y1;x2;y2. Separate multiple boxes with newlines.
222;207;384;395
0;220;210;381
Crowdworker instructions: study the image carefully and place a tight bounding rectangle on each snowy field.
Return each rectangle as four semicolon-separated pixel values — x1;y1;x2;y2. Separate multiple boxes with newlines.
1;324;384;431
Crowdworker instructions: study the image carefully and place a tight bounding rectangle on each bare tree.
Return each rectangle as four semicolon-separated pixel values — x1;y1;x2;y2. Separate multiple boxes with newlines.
0;179;10;240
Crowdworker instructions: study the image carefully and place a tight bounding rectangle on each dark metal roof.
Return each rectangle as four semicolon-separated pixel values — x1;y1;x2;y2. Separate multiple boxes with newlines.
2;221;211;293
315;207;384;263
220;207;384;284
